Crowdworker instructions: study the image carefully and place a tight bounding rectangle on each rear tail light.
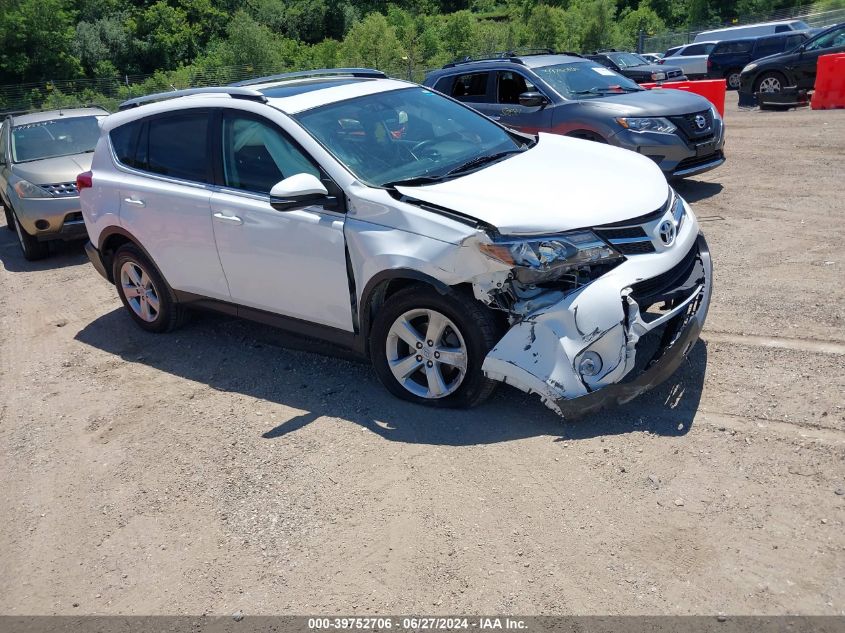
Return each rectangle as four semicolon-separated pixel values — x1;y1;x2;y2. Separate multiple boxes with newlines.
707;59;712;69
76;171;93;191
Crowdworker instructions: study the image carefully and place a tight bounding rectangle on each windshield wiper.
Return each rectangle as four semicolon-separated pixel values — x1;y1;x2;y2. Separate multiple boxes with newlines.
445;149;524;177
381;175;450;189
573;86;642;96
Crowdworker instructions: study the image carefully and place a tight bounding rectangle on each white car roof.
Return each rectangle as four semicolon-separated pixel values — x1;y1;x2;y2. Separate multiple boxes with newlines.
101;77;415;132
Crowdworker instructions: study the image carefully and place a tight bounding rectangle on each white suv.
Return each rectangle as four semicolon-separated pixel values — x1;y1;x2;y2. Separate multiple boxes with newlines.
79;69;712;417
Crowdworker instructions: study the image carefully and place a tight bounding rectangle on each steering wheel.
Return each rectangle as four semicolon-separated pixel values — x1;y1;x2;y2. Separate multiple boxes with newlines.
409;139;441;161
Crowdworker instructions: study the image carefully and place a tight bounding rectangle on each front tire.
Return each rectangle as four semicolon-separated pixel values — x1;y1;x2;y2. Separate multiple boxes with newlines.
112;244;187;333
755;71;786;93
11;209;49;260
369;285;500;409
3;204;14;231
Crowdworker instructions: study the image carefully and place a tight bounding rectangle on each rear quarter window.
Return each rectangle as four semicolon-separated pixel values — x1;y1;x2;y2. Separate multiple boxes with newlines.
714;40;754;54
110;121;141;168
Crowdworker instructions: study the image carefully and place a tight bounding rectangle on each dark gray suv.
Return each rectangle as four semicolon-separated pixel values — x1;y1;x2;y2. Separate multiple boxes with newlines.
424;52;725;179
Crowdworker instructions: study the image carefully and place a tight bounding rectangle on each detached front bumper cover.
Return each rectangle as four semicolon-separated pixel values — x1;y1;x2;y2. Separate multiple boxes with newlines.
483;235;712;418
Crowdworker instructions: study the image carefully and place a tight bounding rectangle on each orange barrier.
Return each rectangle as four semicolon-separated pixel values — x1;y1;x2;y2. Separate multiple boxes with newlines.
811;53;845;110
639;79;726;117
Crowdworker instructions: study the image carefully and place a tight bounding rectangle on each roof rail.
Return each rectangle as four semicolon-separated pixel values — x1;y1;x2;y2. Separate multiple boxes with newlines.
117;87;267;111
442;49;581;68
231;68;388;87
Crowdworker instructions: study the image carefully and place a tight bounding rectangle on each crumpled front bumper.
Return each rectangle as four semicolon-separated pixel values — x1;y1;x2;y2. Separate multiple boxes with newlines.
482;234;712;418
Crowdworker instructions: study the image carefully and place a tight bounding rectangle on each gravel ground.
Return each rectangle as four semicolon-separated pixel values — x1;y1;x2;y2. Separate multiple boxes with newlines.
0;100;843;616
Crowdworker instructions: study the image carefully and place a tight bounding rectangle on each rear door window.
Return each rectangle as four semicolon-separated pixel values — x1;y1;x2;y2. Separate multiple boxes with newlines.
449;72;490;102
145;111;210;183
714;40;754;54
754;36;787;57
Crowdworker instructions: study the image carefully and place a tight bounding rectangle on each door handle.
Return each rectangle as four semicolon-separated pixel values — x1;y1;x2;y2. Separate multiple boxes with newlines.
213;212;243;225
123;197;145;207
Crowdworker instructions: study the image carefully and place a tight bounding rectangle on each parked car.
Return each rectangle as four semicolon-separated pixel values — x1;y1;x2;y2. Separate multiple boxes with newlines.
424;53;725;178
586;51;687;83
660;42;719;78
707;31;811;89
694;19;811;43
0;107;108;260
739;22;845;95
79;70;712;418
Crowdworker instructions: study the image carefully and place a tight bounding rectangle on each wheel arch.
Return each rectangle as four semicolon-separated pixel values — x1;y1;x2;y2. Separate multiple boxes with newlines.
97;226;158;284
358;270;452;341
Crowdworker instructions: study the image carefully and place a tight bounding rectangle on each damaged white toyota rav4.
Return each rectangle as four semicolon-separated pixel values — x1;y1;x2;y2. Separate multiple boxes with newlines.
79;69;712;418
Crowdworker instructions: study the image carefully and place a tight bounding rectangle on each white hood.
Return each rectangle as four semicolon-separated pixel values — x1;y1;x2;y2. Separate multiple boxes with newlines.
396;133;669;236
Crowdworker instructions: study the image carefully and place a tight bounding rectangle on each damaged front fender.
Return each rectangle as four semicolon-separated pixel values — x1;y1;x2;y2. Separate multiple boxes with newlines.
482;235;712;418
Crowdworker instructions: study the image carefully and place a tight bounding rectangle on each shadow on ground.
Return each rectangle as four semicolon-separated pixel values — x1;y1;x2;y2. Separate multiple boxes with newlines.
0;219;88;273
673;179;723;203
76;306;708;446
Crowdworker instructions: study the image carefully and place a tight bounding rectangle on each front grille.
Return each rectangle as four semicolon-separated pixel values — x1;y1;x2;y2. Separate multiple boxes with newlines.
667;69;683;79
41;182;78;197
64;212;83;223
668;109;714;143
595;218;659;256
630;241;702;303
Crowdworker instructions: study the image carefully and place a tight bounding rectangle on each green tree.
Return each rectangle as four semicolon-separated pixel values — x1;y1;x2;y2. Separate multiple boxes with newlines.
339;12;406;75
618;0;666;48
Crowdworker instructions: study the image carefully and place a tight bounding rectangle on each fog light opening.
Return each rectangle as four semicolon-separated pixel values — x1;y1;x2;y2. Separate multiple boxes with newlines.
35;219;50;231
579;351;603;377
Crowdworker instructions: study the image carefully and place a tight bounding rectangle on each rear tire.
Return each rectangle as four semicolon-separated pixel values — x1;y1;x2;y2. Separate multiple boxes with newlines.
11;209;49;260
112;243;187;333
369;285;500;409
725;69;742;90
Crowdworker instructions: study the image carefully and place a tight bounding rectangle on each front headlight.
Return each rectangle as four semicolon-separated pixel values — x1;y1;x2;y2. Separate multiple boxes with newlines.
742;62;757;74
12;178;51;199
651;71;666;81
671;189;686;231
478;230;623;284
616;117;677;134
710;103;722;123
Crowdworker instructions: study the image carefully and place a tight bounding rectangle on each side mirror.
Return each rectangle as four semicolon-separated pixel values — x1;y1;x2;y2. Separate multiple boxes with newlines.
518;91;549;108
269;173;329;211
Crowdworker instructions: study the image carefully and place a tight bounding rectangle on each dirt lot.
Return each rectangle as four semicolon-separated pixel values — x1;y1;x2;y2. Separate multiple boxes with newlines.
0;100;843;616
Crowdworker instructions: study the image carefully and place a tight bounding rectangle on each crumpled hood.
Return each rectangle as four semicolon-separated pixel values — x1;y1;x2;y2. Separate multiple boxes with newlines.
585;88;713;117
396;133;668;236
12;153;93;185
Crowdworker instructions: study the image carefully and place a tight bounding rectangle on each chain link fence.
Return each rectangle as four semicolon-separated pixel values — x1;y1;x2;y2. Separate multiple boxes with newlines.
642;4;845;53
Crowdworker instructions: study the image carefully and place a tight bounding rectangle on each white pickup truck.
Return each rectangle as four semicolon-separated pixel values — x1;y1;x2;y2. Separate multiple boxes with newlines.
660;41;718;79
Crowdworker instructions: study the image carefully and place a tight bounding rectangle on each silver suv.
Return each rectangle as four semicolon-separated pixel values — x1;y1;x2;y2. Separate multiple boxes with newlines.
1;107;108;260
80;71;712;417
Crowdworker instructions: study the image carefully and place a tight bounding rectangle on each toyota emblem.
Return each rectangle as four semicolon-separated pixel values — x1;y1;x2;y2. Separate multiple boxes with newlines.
694;114;707;129
658;220;677;246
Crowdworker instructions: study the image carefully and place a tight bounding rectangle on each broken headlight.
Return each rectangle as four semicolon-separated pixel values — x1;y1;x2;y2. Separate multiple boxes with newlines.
479;230;624;284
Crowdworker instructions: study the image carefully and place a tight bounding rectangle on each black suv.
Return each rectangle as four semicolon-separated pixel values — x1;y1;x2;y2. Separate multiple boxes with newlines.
423;52;725;179
739;22;845;96
707;32;809;89
587;51;687;83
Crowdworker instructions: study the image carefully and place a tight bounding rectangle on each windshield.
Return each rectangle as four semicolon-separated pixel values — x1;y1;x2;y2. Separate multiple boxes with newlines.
805;25;845;51
294;87;523;188
534;61;643;99
608;52;648;68
11;116;101;163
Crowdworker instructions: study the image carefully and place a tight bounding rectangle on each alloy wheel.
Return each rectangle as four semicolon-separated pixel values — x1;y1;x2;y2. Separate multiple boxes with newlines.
385;308;468;399
728;72;741;89
120;261;161;323
758;76;782;92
